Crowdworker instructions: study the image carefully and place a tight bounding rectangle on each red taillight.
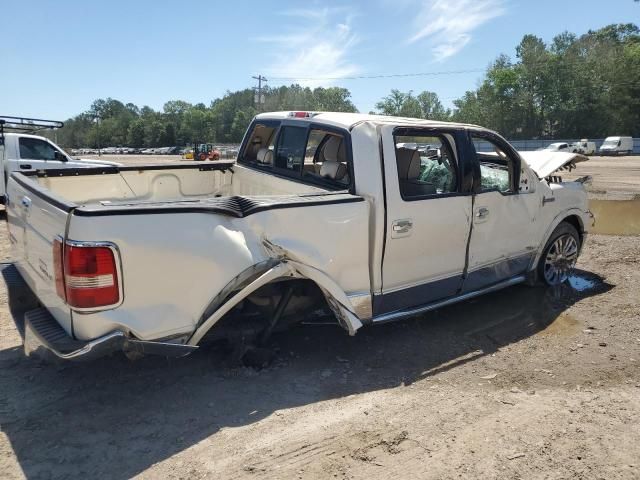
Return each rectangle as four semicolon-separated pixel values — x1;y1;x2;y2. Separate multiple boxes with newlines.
54;242;120;309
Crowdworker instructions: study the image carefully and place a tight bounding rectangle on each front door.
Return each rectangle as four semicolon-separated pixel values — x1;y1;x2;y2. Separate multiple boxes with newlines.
463;131;540;292
13;136;67;172
376;126;473;316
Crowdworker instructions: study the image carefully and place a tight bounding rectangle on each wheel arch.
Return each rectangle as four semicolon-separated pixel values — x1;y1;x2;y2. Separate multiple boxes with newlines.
530;208;587;272
187;260;364;346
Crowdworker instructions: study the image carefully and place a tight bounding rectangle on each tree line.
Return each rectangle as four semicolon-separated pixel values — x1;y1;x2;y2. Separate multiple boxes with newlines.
53;23;639;148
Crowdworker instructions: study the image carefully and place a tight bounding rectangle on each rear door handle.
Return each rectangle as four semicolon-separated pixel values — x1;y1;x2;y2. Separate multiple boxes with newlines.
391;219;413;238
20;164;32;170
476;207;490;218
21;196;32;209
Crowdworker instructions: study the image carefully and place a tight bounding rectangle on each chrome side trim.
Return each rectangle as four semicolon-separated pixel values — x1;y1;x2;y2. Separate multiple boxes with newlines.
372;275;526;324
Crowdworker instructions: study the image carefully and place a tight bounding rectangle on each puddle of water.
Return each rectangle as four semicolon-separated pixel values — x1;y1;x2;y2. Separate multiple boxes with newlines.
567;276;597;292
589;199;640;235
540;312;580;336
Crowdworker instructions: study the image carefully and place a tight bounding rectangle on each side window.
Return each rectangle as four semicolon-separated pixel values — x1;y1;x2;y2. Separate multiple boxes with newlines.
471;135;515;193
242;123;277;166
394;133;458;199
302;130;350;187
19;137;57;161
275;126;307;173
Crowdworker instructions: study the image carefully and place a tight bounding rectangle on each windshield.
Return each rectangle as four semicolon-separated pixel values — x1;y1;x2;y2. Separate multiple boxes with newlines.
602;139;618;146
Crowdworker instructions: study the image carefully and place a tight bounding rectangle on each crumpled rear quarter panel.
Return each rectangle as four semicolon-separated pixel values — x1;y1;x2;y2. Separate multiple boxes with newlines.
67;199;370;341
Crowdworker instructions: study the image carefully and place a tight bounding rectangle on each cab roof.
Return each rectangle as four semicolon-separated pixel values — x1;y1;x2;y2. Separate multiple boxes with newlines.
254;111;481;131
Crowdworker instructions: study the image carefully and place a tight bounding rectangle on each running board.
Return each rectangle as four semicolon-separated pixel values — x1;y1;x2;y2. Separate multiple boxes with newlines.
372;275;527;324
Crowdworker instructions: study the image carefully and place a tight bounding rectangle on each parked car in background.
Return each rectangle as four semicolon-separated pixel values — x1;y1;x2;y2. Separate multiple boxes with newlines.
599;136;633;155
575;139;596;155
543;142;579;153
5;111;593;361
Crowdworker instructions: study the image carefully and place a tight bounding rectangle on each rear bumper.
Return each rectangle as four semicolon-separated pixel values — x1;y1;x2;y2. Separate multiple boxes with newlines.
24;308;198;362
2;263;197;362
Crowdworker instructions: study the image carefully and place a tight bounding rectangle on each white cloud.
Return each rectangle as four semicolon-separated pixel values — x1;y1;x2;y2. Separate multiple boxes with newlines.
254;7;360;87
408;0;506;61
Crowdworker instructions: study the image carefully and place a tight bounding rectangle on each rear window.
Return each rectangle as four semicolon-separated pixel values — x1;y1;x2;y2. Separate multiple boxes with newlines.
275;127;306;173
239;121;351;189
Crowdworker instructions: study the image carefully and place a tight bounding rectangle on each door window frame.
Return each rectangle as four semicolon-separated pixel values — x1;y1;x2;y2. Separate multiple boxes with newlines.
467;129;521;195
18;137;67;162
392;127;474;201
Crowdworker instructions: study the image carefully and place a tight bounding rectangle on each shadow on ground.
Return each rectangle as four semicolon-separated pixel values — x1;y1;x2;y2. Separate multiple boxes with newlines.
0;269;612;479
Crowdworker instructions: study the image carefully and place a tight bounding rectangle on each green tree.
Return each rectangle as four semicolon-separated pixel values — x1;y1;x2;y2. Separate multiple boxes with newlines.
127;119;145;147
376;89;449;120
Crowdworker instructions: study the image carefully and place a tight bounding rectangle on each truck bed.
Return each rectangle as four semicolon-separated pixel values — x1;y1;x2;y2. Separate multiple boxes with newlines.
7;162;370;348
29;161;328;205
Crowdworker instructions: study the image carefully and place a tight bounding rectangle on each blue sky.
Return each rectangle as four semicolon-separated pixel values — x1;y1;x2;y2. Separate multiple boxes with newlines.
1;0;637;120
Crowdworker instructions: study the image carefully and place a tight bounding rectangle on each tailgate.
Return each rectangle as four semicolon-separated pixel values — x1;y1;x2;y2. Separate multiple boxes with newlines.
6;173;73;335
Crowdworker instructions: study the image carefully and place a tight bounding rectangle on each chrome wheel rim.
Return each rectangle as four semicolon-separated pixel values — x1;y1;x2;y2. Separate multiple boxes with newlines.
543;234;578;285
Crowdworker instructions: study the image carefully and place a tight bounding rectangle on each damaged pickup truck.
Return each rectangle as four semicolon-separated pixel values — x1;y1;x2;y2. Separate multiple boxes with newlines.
5;112;594;361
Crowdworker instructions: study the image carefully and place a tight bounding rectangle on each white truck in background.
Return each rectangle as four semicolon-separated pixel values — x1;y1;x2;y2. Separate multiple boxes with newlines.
599;136;634;155
4;112;594;362
576;139;596;156
0;116;119;203
542;142;578;153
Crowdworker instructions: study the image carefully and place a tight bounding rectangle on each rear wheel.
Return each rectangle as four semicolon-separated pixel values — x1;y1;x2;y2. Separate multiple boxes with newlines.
537;222;580;286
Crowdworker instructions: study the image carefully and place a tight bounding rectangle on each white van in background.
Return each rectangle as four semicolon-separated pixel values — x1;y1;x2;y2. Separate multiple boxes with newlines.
599;136;634;155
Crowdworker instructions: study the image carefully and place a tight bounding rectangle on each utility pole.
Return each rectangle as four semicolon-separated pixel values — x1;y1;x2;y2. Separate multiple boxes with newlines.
252;75;267;111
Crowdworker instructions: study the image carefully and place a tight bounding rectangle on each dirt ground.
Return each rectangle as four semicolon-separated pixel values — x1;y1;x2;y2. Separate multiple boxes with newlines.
562;155;640;198
1;156;639;479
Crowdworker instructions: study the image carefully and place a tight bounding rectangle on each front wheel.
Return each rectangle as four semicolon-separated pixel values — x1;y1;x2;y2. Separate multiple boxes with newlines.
537;222;580;286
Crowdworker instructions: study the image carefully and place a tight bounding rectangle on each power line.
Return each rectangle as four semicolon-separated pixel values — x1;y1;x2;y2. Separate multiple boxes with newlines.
266;55;634;83
268;69;486;81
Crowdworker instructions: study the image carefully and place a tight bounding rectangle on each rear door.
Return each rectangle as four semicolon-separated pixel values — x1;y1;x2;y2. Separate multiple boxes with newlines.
376;126;473;316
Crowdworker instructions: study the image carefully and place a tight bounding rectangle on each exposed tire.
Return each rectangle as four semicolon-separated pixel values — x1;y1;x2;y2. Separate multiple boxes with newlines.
536;222;581;286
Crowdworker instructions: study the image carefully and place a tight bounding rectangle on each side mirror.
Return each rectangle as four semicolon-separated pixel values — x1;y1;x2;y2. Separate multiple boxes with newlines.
54;151;67;162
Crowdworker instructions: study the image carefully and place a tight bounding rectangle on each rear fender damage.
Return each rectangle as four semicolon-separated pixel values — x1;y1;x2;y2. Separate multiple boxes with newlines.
187;248;364;346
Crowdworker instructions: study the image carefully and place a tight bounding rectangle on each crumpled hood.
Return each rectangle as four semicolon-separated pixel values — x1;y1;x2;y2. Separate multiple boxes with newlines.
519;151;588;178
76;158;122;167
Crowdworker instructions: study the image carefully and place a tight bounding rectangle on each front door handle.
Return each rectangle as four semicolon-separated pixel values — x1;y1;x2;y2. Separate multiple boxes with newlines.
391;219;413;238
476;207;490;218
20;164;32;170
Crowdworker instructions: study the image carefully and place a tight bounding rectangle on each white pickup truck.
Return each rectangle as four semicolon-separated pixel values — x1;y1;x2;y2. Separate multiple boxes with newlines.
0;116;118;204
5;112;594;361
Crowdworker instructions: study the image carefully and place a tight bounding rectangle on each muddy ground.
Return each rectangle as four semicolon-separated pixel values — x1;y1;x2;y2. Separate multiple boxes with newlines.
1;156;639;479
